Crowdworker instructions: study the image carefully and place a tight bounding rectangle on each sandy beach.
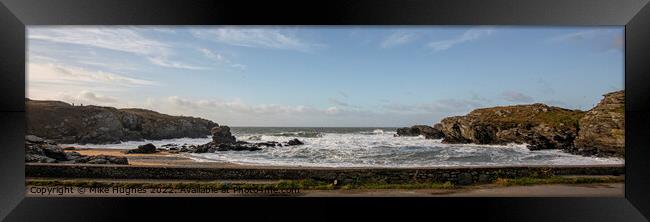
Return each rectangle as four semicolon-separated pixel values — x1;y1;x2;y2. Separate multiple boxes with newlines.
69;148;245;168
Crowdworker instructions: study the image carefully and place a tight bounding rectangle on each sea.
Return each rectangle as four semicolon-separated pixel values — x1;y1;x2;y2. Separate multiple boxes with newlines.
63;127;624;168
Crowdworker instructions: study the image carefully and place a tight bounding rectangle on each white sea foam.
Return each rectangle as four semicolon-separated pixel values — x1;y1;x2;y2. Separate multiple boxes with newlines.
61;136;212;149
187;131;623;168
64;130;624;168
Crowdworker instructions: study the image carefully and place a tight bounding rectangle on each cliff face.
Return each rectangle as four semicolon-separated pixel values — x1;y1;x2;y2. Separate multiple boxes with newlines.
439;103;585;150
572;90;625;157
395;125;444;139
26;99;218;144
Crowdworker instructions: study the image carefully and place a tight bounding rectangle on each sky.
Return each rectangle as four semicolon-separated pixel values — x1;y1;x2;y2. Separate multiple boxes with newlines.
26;26;624;127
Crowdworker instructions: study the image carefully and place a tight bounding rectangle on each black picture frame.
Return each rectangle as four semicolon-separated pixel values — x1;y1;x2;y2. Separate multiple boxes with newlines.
1;0;649;221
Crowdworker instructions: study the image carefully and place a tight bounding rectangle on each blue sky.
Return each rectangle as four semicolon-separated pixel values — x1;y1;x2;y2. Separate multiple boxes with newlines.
27;26;624;127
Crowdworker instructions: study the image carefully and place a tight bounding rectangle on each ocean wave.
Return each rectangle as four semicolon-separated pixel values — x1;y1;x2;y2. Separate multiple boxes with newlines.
359;129;392;135
64;130;624;168
190;132;623;168
270;131;322;138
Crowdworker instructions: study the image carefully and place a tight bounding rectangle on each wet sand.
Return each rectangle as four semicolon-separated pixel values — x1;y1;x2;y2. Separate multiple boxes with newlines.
70;148;243;167
69;148;339;169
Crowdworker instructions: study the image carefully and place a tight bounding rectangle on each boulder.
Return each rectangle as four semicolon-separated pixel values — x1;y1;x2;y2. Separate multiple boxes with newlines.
25;135;45;143
25;154;57;163
256;141;282;147
65;151;83;160
25;136;69;161
572;90;625;157
286;138;304;146
41;144;68;161
217;143;262;151
211;126;236;144
74;155;128;165
191;141;263;153
161;143;180;150
126;143;157;154
395;125;444;139
439;103;585;151
24;136;128;165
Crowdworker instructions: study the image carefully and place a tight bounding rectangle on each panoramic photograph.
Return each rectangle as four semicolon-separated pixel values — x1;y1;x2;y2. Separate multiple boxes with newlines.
25;26;625;197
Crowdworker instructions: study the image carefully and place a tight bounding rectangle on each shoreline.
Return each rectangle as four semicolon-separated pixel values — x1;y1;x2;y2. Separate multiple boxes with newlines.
66;148;624;169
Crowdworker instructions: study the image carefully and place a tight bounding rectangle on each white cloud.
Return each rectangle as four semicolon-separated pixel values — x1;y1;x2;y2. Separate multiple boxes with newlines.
382;98;483;115
500;91;534;103
28;27;168;55
79;91;118;103
427;28;494;51
28;62;157;87
546;29;624;53
199;48;228;63
27;62;159;107
166;96;312;115
154;96;376;125
325;106;340;115
191;28;324;52
147;56;208;70
338;91;349;98
230;64;247;70
198;48;246;70
547;30;600;43
28;27;204;70
328;98;350;107
380;32;417;48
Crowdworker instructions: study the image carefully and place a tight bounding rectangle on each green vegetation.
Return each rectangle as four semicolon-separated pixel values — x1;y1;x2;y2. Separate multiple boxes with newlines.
470;104;585;129
535;110;584;128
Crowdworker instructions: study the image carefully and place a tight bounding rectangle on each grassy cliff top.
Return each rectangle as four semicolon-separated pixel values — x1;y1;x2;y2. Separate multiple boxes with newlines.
460;103;585;128
26;99;216;124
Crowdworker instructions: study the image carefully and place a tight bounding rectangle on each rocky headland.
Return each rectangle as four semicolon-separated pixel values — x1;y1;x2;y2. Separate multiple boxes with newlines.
572;90;625;157
397;90;625;158
26;99;218;144
439;103;584;151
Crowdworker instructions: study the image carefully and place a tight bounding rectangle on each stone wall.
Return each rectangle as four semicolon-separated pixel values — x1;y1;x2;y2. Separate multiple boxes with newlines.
26;164;624;185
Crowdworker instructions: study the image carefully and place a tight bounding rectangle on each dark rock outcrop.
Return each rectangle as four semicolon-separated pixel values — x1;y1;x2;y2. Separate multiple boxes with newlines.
211;126;236;144
572;90;625;157
185;126;304;153
439;103;585;151
26;99;218;144
395;125;444;139
192;141;263;152
26;135;68;163
286;138;304;146
25;135;128;164
126;143;157;154
73;155;129;165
